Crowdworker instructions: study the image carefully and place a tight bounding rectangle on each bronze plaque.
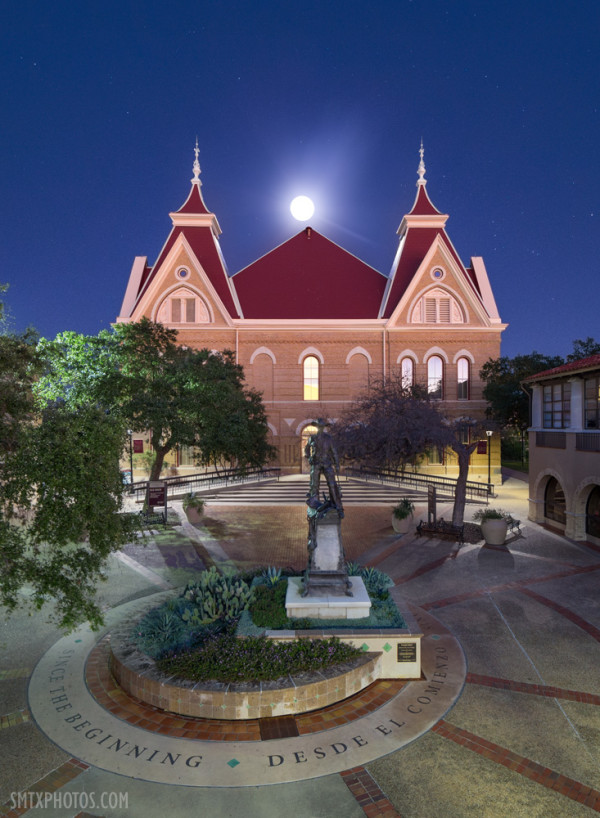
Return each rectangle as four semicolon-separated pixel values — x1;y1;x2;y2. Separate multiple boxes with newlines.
397;642;417;663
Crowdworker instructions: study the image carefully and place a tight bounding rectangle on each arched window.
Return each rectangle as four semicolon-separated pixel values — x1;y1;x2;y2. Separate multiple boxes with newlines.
457;357;470;400
545;477;566;524
156;288;210;325
303;356;319;401
586;485;600;539
410;288;464;323
427;356;443;399
348;353;369;395
253;354;274;402
401;358;414;389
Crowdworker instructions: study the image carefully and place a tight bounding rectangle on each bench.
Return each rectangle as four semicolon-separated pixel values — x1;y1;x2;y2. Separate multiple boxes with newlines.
416;518;464;544
506;516;521;535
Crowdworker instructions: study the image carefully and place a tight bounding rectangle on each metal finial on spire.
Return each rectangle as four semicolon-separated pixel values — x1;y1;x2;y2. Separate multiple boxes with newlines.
417;139;426;186
191;137;201;184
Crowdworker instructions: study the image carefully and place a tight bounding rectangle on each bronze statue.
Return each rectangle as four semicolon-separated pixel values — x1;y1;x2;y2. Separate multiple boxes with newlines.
304;418;344;516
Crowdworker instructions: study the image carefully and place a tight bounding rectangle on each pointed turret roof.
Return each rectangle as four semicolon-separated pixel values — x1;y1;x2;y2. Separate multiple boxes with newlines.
131;143;239;319
380;144;480;319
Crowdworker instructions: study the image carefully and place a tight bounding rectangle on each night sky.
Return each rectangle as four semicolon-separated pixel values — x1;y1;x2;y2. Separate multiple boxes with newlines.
2;1;598;359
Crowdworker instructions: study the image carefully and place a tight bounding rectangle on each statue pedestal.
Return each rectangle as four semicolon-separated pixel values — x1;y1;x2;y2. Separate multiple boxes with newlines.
285;577;372;620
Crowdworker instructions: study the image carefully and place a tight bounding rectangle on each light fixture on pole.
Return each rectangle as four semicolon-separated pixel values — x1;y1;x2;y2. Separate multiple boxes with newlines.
128;429;134;493
486;430;493;489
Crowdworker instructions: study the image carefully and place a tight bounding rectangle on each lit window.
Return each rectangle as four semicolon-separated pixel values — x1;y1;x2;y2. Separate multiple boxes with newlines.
457;358;470;400
427;356;443;399
303;356;319;400
401;358;414;388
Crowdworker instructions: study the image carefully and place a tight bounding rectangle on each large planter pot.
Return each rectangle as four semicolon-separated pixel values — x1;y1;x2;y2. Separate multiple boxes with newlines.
481;518;508;546
184;506;203;524
392;513;413;534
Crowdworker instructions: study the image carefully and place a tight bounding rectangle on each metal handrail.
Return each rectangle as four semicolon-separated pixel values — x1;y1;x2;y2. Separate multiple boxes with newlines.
345;466;492;502
129;466;281;501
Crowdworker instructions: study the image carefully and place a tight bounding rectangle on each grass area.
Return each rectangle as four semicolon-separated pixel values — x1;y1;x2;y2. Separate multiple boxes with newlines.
501;459;529;474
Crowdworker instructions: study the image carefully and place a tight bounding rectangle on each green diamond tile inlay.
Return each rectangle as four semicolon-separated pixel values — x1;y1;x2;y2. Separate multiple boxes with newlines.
383;642;392;652
431;634;441;640
361;643;369;652
227;759;240;768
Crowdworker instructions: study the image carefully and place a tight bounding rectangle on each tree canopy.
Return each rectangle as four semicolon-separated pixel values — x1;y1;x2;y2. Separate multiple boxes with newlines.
36;318;275;480
333;378;489;526
479;352;564;432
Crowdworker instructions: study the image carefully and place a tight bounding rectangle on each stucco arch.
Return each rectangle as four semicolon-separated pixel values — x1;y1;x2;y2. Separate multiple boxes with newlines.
298;347;324;365
152;283;214;324
250;346;277;364
266;422;278;437
423;346;449;364
572;475;600;540
396;349;419;364
452;349;475;365
346;347;373;365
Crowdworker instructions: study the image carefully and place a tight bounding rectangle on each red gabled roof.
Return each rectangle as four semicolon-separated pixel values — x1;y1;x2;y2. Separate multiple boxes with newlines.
232;228;387;319
133;182;239;319
523;354;600;382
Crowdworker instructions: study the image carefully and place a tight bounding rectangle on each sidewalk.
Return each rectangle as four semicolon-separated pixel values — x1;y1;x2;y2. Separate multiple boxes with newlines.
1;476;599;817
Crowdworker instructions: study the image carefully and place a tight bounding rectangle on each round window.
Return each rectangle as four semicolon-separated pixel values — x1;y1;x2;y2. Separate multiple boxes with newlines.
176;268;189;279
431;268;445;280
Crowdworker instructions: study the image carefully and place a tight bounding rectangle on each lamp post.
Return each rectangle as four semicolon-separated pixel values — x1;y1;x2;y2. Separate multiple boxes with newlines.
128;429;134;493
486;429;493;491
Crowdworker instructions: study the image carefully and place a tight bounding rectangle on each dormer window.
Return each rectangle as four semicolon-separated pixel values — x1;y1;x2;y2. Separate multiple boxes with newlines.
411;288;464;324
156;288;210;325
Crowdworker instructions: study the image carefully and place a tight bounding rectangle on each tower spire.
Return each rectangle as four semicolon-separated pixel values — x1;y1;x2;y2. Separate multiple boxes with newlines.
191;137;202;185
417;139;426;186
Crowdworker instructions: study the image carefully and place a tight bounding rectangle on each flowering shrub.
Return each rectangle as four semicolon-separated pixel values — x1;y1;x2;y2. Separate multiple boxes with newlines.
156;629;361;682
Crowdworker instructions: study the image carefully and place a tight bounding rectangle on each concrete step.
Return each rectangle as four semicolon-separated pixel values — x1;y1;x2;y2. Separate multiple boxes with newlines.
202;479;427;505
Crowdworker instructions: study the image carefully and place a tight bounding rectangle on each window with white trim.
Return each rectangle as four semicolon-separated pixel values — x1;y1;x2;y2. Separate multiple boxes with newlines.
457;357;470;400
156;288;210;325
411;288;464;323
401;358;414;388
543;382;571;428
428;356;443;399
303;356;319;401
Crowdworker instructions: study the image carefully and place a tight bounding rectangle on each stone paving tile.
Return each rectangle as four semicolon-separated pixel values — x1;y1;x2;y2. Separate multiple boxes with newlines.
433;719;600;812
467;672;600;704
0;758;88;817
341;766;401;818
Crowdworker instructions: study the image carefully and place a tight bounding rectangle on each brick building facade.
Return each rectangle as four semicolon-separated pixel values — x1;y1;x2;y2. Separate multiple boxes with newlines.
118;146;505;480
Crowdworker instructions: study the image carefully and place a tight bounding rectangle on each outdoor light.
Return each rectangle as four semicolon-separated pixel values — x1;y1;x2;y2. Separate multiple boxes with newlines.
486;430;493;489
128;429;134;492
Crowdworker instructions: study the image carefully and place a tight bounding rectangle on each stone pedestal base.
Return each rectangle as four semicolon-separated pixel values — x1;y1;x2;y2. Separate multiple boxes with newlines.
285;576;371;620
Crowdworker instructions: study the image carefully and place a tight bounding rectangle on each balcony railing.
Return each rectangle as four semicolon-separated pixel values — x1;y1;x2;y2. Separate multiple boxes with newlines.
535;431;566;449
576;433;600;452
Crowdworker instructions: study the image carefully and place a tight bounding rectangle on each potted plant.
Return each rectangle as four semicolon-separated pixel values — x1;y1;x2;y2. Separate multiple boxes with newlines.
472;508;510;546
183;493;205;524
392;498;415;534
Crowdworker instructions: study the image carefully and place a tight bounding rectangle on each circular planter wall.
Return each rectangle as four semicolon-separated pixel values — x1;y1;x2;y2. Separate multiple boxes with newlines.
109;620;381;721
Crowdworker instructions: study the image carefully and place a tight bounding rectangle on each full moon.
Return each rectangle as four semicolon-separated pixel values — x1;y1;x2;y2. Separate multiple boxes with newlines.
290;195;315;221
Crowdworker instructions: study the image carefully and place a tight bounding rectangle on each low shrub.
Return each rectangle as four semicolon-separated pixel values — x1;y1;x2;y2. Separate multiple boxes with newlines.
156;629;361;683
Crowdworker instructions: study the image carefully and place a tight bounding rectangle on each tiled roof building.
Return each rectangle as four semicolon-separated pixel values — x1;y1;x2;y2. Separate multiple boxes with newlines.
118;144;505;479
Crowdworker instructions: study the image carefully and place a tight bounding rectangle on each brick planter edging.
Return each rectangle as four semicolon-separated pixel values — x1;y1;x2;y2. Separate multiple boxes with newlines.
109;619;382;720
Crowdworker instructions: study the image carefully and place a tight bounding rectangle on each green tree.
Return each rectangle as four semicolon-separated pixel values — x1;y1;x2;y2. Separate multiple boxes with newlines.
479;352;564;432
1;403;137;630
36;318;275;481
567;337;600;362
334;378;487;526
